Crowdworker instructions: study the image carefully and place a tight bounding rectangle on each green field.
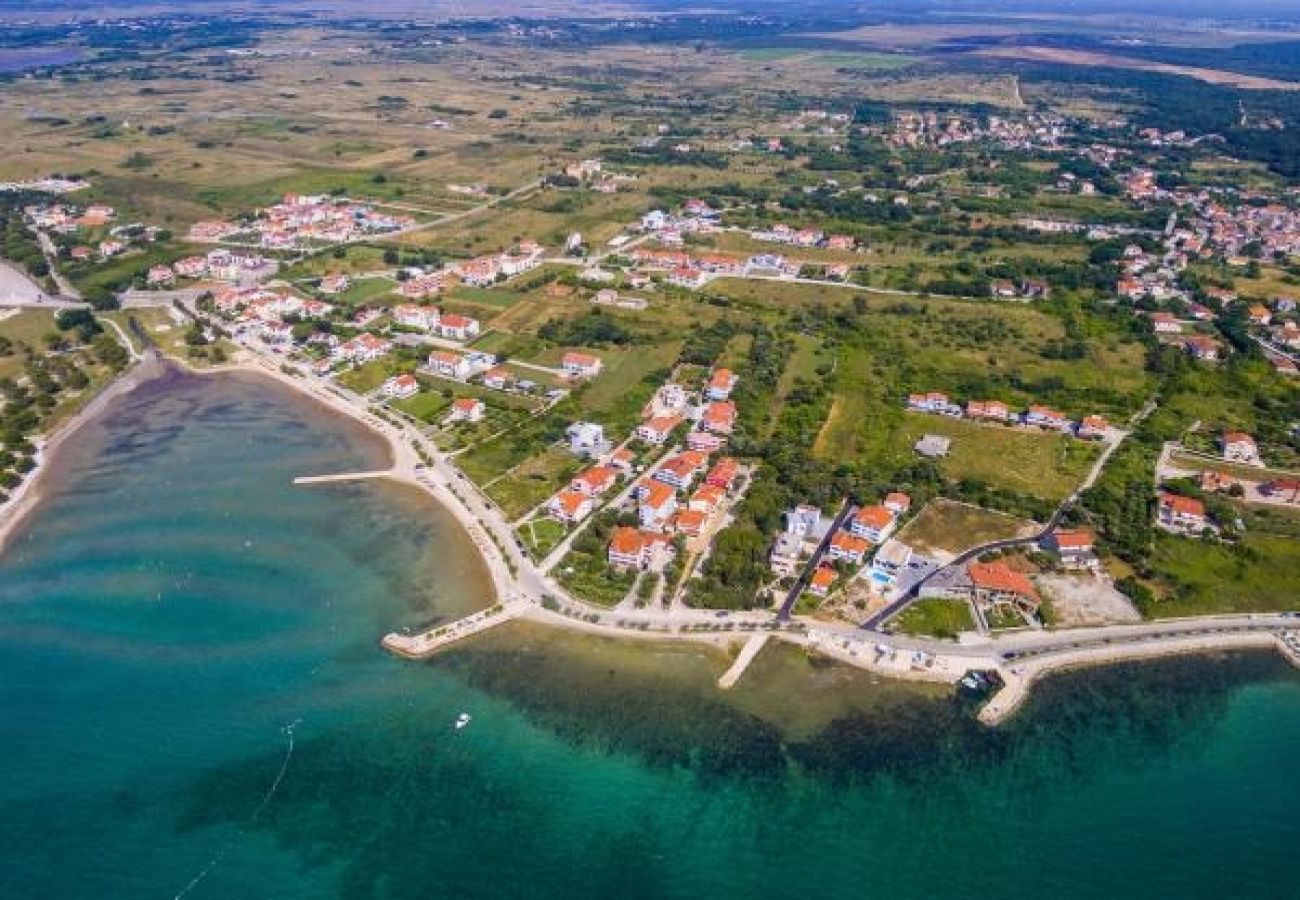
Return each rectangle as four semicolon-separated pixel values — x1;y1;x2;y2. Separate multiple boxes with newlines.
484;447;581;520
1141;533;1300;618
894;597;975;639
896;498;1038;557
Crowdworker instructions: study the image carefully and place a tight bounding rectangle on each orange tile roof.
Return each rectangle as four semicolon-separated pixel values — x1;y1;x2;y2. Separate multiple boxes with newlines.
609;526;644;557
642;481;676;509
854;505;893;530
674;509;707;534
967;562;1039;600
552;489;590;518
810;567;836;591
1052;529;1094;549
830;532;870;556
1160;492;1206;517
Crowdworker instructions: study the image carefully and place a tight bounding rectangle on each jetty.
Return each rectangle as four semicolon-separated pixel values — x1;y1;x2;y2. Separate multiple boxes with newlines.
718;633;770;689
381;602;525;659
294;470;392;485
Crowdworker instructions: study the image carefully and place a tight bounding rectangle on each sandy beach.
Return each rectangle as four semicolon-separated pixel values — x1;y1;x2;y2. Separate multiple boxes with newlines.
0;352;170;553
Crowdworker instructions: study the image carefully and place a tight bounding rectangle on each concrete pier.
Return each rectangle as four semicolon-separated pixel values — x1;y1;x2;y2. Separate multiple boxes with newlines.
718;633;770;689
382;603;523;659
295;470;392;485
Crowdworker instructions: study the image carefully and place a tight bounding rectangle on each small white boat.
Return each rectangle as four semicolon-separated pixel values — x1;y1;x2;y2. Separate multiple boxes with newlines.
454;713;472;730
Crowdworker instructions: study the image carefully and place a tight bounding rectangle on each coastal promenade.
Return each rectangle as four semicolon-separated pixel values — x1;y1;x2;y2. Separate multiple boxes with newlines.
98;335;1300;726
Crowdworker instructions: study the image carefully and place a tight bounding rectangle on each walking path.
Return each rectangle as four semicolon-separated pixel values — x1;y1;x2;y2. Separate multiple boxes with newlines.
189;337;1300;721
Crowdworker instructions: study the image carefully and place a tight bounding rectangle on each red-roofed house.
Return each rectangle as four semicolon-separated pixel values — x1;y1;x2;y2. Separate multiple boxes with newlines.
706;368;738;401
639;481;678;531
705;457;740;490
700;401;737;435
967;562;1040;613
435;313;480;341
561;352;603;379
686;431;725;453
1222;431;1258;463
570;465;618;496
848;505;896;544
827;532;870;565
654;451;708;490
381;373;419;399
1077;415;1108;440
674;509;708;536
427;350;474;381
1158;493;1208;530
1043;529;1095;567
883;492;911;515
447;398;485;423
636;415;683;445
808;566;837;598
966;400;1010;422
549;488;595;524
688;483;725;514
1024;405;1071;431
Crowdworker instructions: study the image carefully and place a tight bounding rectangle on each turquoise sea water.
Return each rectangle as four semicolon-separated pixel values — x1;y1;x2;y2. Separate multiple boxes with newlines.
2;368;1299;900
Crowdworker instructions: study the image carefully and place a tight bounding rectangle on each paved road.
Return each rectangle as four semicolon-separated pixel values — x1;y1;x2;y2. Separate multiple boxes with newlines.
865;399;1158;630
777;499;855;622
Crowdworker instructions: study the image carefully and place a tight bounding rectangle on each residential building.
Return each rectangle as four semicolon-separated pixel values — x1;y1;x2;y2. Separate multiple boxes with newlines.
570;466;618;496
705;457;740;490
915;434;951;458
883;492;911;516
706;368;738;401
686;431;725;453
549;489;595;524
1150;312;1183;334
700;400;736;435
966;400;1010;421
968;562;1041;614
427;350;475;381
653;451;708;491
639;481;678;531
381;373;419;399
567;422;610;457
849;505;896;544
1222;431;1259;464
435;313;480;341
561;352;603;379
1077;415;1109;439
1158;492;1208;531
393;304;441;331
808;567;837;598
636;415;684;445
1183;335;1220;361
1024;405;1071;431
1043;529;1096;567
827;532;870;565
674;509;708;536
447;398;485;423
688;484;725;514
769;532;804;577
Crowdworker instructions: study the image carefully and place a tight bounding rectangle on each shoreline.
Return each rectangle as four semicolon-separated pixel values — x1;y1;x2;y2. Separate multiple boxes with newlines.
0;351;169;555
5;343;1298;728
191;351;516;606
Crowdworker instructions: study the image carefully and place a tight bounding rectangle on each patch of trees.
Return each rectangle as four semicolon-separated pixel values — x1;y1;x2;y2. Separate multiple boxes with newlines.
538;310;633;348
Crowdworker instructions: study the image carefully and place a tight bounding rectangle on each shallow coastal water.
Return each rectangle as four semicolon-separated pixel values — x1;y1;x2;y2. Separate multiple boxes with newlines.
1;369;1299;899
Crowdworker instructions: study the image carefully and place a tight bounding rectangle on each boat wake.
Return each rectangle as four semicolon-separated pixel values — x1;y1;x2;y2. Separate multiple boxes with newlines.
172;719;301;900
